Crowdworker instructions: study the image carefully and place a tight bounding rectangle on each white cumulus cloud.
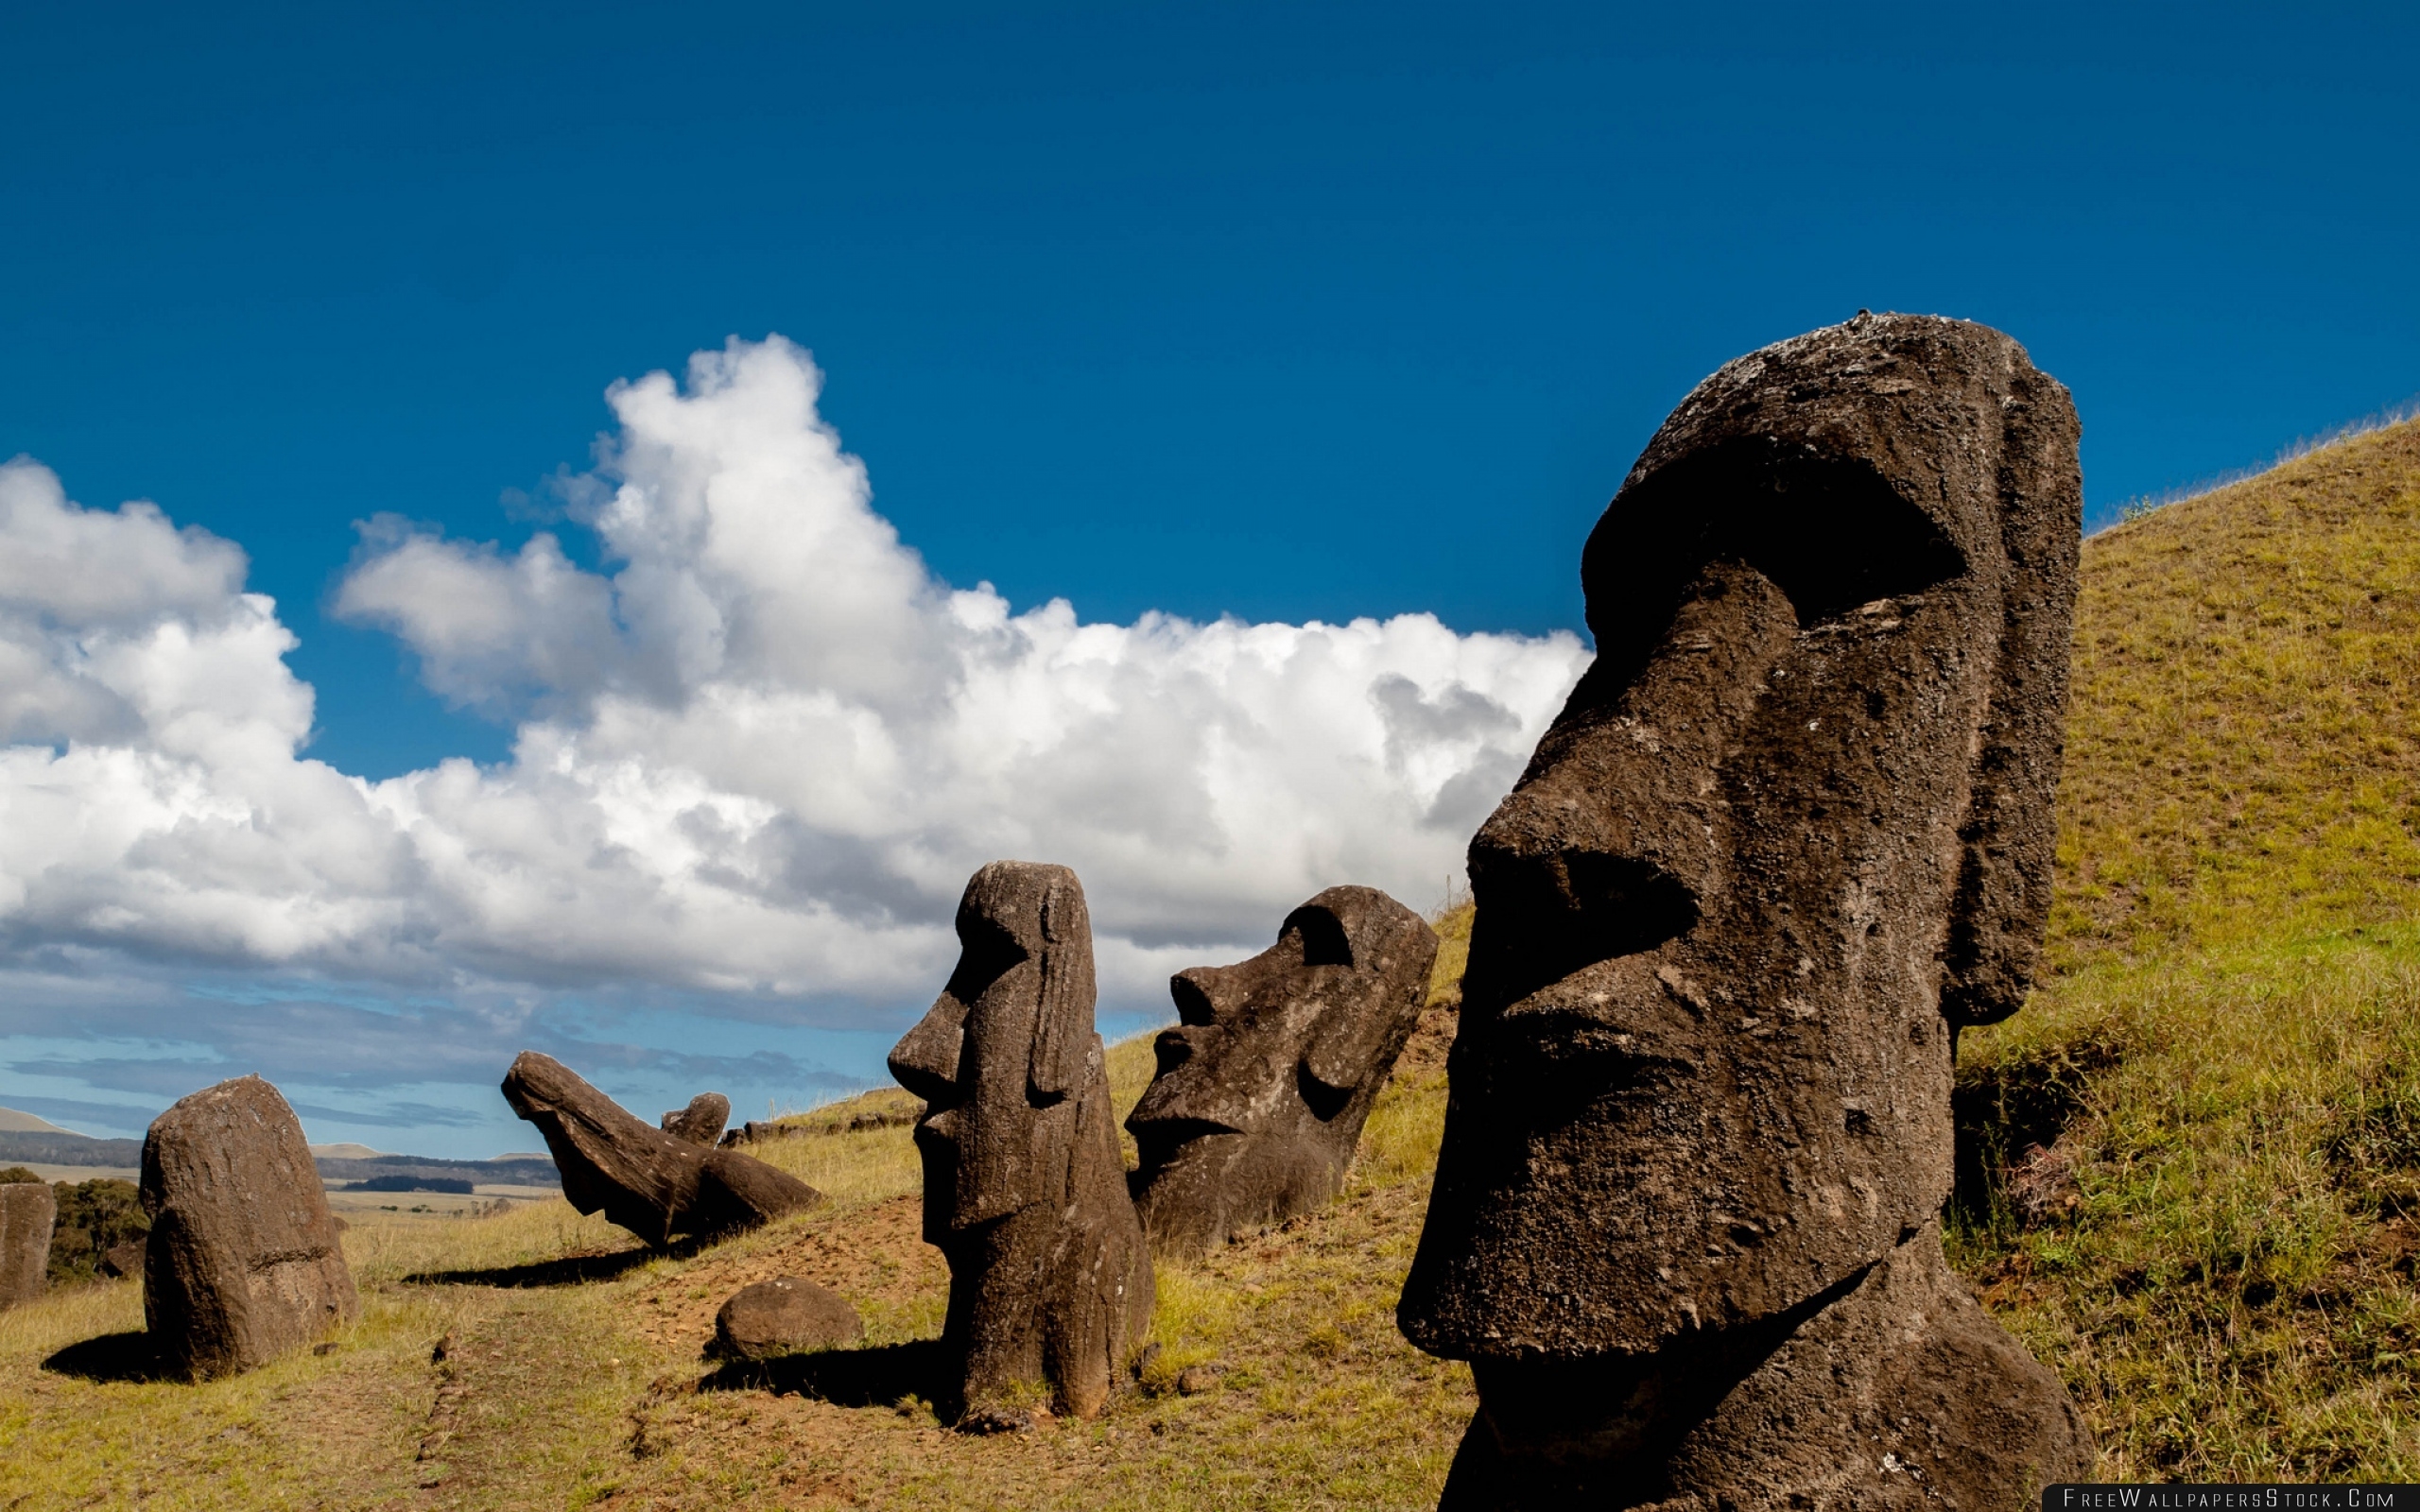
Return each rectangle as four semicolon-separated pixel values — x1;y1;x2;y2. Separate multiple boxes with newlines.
0;336;1589;1031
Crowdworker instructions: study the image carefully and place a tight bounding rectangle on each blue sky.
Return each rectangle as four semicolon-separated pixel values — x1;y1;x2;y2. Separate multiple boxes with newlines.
1;2;2414;1155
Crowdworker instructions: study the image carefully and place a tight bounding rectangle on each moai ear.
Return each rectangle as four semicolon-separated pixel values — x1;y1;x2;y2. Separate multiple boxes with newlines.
1298;899;1439;1101
1938;364;2081;1028
1293;907;1374;1097
1302;1004;1387;1106
1028;870;1098;1100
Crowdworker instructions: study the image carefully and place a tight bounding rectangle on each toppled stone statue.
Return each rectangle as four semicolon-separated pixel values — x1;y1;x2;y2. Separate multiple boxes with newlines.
1397;314;2092;1507
143;1075;358;1378
713;1276;864;1360
889;861;1152;1423
0;1177;53;1308
660;1092;732;1146
1127;885;1439;1259
502;1054;821;1246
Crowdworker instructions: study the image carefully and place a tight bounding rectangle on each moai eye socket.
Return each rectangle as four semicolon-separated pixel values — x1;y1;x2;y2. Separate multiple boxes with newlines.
1284;905;1354;968
941;914;1028;1010
1575;443;1968;709
1464;851;1700;1012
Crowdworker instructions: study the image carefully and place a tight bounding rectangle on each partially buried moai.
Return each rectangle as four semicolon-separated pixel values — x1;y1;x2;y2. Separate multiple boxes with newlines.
502;1056;819;1246
890;862;1152;1425
1127;885;1438;1260
143;1075;358;1379
1397;314;2093;1507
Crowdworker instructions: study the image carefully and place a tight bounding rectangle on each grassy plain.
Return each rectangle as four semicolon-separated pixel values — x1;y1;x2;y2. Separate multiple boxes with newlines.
4;421;2419;1503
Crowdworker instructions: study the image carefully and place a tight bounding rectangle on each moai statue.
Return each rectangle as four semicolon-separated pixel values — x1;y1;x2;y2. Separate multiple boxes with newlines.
143;1075;359;1379
503;1055;819;1246
1398;315;2093;1507
890;862;1152;1425
0;1177;54;1309
660;1092;732;1145
1127;885;1439;1260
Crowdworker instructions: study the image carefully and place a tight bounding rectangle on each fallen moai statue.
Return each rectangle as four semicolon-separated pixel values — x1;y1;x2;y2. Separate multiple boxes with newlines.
1;1177;53;1309
659;1092;732;1145
1397;313;2093;1507
889;861;1152;1424
143;1075;358;1379
502;1054;821;1246
1127;885;1438;1260
713;1275;864;1360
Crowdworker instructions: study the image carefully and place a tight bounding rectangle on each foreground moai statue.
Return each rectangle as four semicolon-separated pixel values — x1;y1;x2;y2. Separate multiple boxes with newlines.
1127;885;1439;1259
1398;314;2092;1507
659;1091;732;1145
504;1055;821;1246
1;1177;54;1309
890;862;1152;1424
143;1075;358;1379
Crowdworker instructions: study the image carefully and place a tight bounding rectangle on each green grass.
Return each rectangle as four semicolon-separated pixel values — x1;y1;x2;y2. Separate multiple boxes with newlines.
1952;419;2420;1479
6;421;2420;1503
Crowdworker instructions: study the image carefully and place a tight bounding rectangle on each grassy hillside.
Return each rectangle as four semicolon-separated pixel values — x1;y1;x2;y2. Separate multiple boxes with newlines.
3;421;2417;1504
1952;417;2420;1480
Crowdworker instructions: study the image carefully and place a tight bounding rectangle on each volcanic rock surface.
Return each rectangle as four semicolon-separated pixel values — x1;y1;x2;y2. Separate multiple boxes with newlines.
659;1092;733;1146
1398;313;2092;1507
713;1276;865;1360
890;861;1153;1422
1128;885;1438;1259
142;1075;358;1379
0;1177;53;1308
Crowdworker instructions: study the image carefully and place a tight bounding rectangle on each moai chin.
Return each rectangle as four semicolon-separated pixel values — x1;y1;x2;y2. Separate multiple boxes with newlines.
1397;315;2093;1507
1127;885;1439;1260
890;861;1153;1424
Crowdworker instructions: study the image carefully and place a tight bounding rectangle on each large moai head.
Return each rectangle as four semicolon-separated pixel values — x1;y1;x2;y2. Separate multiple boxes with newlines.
1127;885;1439;1259
889;861;1152;1421
1400;314;2081;1365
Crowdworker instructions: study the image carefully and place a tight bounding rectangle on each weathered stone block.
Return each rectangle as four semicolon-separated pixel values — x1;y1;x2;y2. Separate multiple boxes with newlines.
712;1276;864;1360
659;1092;731;1145
142;1075;357;1379
0;1179;53;1309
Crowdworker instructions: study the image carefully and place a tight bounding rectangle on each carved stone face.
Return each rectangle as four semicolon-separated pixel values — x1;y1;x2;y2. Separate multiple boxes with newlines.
1126;885;1438;1258
889;861;1098;1246
1400;316;2080;1363
885;860;1152;1423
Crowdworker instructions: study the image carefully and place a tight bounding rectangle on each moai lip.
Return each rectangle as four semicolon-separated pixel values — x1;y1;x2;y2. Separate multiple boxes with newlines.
142;1074;358;1380
503;1053;820;1246
1397;314;2093;1507
889;861;1152;1423
1127;885;1438;1261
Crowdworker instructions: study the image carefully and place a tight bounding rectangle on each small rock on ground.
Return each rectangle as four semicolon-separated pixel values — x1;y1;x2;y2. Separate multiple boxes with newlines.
712;1276;863;1361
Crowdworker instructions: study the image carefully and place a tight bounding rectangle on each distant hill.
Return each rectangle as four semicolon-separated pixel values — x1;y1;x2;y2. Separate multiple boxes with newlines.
0;1105;74;1135
315;1152;558;1190
0;1128;142;1168
0;1123;556;1191
309;1142;389;1160
2048;416;2420;965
